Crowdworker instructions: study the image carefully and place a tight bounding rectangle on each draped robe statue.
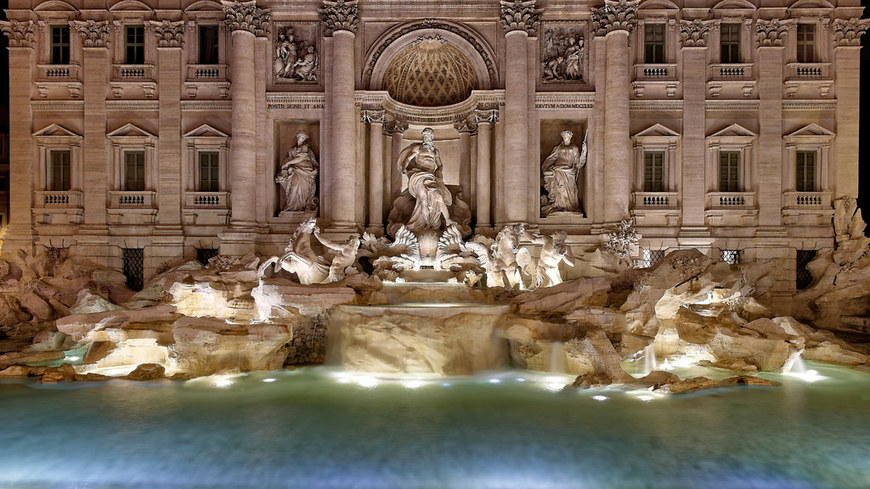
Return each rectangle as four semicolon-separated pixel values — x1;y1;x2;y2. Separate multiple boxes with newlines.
542;129;587;216
276;130;319;213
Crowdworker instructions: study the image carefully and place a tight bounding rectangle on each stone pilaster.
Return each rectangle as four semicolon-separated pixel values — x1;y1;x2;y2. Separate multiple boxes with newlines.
500;0;541;224
593;0;637;223
363;110;385;232
454;115;477;203
832;18;869;198
0;21;35;254
320;0;359;230
474;109;497;231
384;119;408;208
679;20;712;233
221;1;270;256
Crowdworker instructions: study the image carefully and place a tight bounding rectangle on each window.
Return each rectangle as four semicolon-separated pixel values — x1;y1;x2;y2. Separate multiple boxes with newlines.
796;250;816;290
641;249;665;268
720;23;740;64
796;24;815;63
122;248;145;291
124;151;145;191
643;152;665;192
125;26;145;64
719;151;740;192
199;152;220;192
50;150;71;191
795;151;816;192
50;26;70;65
721;249;740;265
198;26;219;65
644;24;665;64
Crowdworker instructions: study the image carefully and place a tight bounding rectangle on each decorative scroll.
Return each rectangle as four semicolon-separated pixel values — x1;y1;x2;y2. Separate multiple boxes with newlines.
833;18;870;47
319;0;359;36
0;20;35;48
223;1;270;36
679;19;712;48
150;20;184;48
499;0;543;35
755;19;792;47
72;20;110;48
591;0;639;36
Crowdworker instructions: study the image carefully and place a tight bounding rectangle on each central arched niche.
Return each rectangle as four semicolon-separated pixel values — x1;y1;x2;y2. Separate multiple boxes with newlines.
382;37;479;107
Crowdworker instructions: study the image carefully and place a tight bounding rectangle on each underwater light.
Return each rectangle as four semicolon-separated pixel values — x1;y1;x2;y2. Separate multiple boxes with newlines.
593;395;608;401
262;378;276;383
488;378;501;384
785;369;825;383
401;380;425;390
355;375;380;389
213;379;234;388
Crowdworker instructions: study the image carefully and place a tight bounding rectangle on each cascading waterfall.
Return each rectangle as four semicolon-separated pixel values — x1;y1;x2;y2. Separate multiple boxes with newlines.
642;344;657;376
549;341;565;373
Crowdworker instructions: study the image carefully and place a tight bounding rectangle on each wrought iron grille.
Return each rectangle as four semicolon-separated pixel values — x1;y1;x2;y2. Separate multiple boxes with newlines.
123;248;145;291
196;248;219;266
721;249;740;265
641;249;665;268
796;250;816;290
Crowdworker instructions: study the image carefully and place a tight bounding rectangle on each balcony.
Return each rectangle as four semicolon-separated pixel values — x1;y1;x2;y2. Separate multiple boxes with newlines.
707;63;756;98
36;190;82;208
786;63;830;80
186;64;228;81
33;190;83;225
112;64;156;81
631;191;679;226
35;64;83;98
782;191;834;226
635;64;677;80
110;190;156;208
633;192;678;209
37;64;81;82
784;63;833;97
185;191;229;208
632;64;678;98
705;192;757;226
707;192;755;209
784;191;831;209
108;191;157;225
183;192;231;226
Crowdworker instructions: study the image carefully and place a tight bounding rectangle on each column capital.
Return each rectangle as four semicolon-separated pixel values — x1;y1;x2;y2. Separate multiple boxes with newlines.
319;0;359;36
499;0;543;36
149;20;185;48
755;19;793;48
222;1;271;37
833;18;870;47
383;119;408;136
474;108;499;124
679;19;713;48
72;20;111;48
454;115;478;135
0;20;35;48
591;0;638;37
362;109;385;124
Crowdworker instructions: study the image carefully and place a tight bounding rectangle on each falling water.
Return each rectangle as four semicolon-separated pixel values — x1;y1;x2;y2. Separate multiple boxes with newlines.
785;349;808;374
550;341;566;373
642;344;657;376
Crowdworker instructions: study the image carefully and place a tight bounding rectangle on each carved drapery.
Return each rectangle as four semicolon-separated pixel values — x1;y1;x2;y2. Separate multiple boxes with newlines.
0;20;35;48
72;20;110;48
833;18;870;47
499;0;543;35
223;1;270;36
755;19;792;47
150;20;185;48
679;19;712;48
319;0;359;36
591;0;638;37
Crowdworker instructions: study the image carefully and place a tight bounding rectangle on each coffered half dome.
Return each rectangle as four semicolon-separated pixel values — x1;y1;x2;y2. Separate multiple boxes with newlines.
382;37;480;107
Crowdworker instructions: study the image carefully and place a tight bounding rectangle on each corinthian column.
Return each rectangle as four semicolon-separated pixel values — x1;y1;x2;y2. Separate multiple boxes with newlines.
592;0;637;223
475;109;497;231
384;118;408;207
454;115;477;202
832;18;870;198
221;1;269;255
363;110;385;232
320;0;359;230
500;0;541;225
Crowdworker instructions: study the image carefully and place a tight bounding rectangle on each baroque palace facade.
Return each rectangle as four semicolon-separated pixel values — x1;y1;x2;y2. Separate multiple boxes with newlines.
0;0;868;290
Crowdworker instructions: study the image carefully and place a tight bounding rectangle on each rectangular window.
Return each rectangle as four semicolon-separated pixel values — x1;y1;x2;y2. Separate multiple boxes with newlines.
198;152;220;192
795;151;816;192
124;151;145;191
644;24;666;64
198;26;220;65
125;25;145;65
122;248;145;291
796;24;815;63
721;249;740;265
50;26;70;65
796;249;816;290
50;150;71;191
643;152;665;192
719;151;740;192
720;23;741;64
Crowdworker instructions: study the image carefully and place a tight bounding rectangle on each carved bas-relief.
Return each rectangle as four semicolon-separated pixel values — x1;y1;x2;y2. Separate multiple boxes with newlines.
276;130;319;214
273;24;319;83
542;26;585;82
541;129;587;217
258;218;360;284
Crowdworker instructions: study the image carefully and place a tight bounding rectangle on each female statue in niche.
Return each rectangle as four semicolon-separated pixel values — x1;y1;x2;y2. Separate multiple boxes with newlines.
542;129;587;216
276;130;319;213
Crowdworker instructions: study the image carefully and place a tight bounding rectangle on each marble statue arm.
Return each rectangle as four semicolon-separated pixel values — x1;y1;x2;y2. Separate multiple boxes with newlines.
577;130;588;169
542;146;559;173
314;230;346;253
562;247;576;267
396;144;417;173
435;152;445;181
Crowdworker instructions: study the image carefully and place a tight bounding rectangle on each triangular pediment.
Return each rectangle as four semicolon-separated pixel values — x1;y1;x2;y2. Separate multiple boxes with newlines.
107;123;156;138
32;124;81;138
633;123;680;138
785;123;835;138
184;124;230;138
709;123;757;138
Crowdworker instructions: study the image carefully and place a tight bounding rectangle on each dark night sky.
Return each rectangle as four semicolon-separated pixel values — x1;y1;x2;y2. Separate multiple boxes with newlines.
0;2;868;233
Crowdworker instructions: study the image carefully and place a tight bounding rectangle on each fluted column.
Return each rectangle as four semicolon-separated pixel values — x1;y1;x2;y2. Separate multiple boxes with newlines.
320;0;359;230
593;0;637;223
221;2;269;255
385;119;408;206
832;18;869;198
475;109;497;231
756;19;789;228
363;110;385;232
0;21;35;254
679;20;712;231
500;0;541;225
454;115;477;200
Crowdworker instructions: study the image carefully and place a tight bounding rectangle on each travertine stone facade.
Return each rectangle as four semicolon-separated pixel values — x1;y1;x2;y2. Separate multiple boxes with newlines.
1;0;867;291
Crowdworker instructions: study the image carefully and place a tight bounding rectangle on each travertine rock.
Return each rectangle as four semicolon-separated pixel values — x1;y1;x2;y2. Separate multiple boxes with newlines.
125;363;166;381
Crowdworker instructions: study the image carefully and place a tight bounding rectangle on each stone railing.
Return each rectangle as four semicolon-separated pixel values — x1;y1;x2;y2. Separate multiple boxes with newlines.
185;191;229;208
37;64;80;81
784;191;831;209
112;64;155;81
36;190;82;207
709;63;753;80
187;64;228;81
706;191;755;209
109;190;156;207
633;191;678;208
635;64;677;80
786;62;830;80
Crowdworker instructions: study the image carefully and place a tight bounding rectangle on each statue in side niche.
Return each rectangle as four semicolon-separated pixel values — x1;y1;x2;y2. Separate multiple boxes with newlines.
276;130;319;213
529;231;575;288
542;129;587;216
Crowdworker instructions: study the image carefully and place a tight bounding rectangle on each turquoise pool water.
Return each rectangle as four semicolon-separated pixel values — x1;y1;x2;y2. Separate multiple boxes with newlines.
1;362;869;489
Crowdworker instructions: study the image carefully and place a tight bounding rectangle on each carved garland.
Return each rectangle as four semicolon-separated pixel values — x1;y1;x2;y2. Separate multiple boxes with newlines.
72;20;110;48
150;20;185;48
833;18;870;47
319;0;359;36
755;19;792;47
499;0;543;35
679;19;712;48
223;1;271;37
363;20;498;89
0;20;35;48
591;0;639;37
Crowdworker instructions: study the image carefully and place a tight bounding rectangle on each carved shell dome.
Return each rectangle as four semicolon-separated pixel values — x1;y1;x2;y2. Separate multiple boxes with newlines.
382;37;479;107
